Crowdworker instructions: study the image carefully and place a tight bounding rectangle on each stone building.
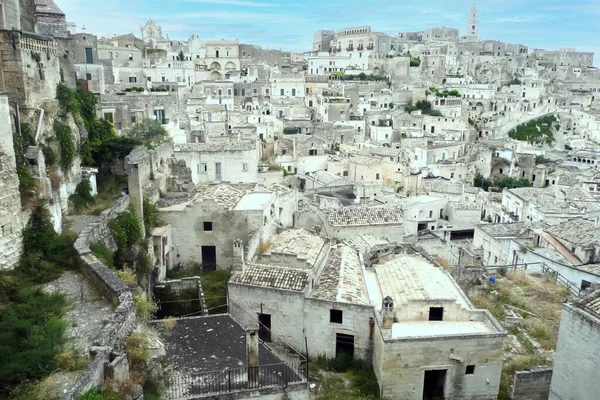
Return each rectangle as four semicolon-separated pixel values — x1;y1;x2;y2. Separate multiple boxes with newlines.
159;184;296;268
370;253;506;399
549;290;600;400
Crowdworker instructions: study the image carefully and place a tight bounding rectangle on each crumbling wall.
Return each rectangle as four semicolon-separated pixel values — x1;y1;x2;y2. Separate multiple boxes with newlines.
62;195;138;399
511;368;553;400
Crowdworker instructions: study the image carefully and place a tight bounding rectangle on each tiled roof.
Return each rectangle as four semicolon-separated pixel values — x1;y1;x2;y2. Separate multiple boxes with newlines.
477;222;539;238
427;181;464;195
311;246;369;305
545;218;600;248
232;264;308;292
176;141;256;152
324;207;403;227
194;184;244;210
267;229;326;267
576;290;600;317
344;235;392;253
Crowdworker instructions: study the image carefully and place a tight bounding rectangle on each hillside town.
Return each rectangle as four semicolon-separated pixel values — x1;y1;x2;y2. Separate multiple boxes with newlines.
0;1;599;400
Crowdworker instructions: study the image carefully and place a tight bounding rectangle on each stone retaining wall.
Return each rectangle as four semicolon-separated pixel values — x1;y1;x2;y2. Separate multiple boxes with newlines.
62;195;139;400
512;368;553;400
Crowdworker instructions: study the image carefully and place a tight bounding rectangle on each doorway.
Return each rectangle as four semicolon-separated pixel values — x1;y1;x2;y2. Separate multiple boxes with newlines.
201;246;216;270
215;162;222;180
423;369;446;400
335;333;354;360
85;47;94;64
258;313;271;342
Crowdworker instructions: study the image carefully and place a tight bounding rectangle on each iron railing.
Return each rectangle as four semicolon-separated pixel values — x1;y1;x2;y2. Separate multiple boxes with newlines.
164;362;307;399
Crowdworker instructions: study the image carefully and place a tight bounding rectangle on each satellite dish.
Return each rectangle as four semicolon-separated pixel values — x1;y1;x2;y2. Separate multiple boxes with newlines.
152;115;157;120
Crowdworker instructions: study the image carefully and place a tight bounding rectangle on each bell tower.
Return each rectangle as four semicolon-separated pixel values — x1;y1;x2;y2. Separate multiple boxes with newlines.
467;3;479;40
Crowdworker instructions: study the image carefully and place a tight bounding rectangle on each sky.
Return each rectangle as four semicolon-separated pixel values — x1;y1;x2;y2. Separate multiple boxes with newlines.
55;0;600;63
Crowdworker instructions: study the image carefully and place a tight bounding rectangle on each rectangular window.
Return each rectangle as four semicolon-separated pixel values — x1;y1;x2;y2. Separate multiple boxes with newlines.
128;76;137;83
86;73;92;80
330;309;343;324
253;88;257;95
429;307;443;321
376;173;380;180
234;88;238;96
241;88;245;96
280;89;285;96
201;163;207;172
465;365;475;375
265;88;270;95
292;88;296;96
343;171;348;177
103;112;114;123
242;163;248;172
108;51;113;60
203;222;213;231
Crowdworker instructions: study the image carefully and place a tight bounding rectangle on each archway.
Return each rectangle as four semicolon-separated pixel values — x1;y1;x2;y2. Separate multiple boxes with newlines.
210;61;221;70
225;61;236;71
210;71;222;80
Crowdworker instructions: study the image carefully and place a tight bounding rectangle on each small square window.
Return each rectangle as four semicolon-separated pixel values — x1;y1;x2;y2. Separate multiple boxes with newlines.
330;309;343;324
203;222;213;231
429;307;443;321
242;163;248;172
465;365;475;375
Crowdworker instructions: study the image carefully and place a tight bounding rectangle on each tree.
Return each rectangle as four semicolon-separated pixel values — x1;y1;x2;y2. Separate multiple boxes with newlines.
130;118;167;142
474;173;494;191
176;50;185;61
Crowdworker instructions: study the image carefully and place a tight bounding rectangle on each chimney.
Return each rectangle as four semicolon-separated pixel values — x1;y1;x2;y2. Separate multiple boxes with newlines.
246;329;259;387
382;296;394;329
232;239;244;270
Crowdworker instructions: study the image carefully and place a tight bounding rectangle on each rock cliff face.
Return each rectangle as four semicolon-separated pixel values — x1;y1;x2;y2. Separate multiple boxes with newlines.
0;95;24;270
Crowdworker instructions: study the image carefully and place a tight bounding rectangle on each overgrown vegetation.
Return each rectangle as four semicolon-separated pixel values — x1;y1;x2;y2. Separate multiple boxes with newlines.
508;115;557;144
108;209;143;268
54;120;76;173
143;197;161;236
470;271;570;399
337;72;387;81
13;124;37;202
498;176;532;189
429;87;461;97
56;83;143;168
165;265;230;314
0;203;76;399
90;242;115;269
133;296;158;322
69;179;96;210
310;355;381;399
404;100;442;116
78;388;122;400
130;119;168;143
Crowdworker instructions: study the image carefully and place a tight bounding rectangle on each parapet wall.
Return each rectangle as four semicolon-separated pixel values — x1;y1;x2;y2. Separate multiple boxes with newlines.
511;368;553;400
62;195;138;399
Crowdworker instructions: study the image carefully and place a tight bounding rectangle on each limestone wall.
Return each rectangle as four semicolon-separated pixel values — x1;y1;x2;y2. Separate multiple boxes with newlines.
511;368;552;400
62;195;138;399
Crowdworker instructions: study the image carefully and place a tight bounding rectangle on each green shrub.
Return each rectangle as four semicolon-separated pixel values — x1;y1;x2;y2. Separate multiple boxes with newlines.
54;121;76;173
90;242;115;269
70;179;96;210
143;198;160;236
0;287;67;392
16;164;36;201
499;177;532;189
109;209;142;250
130;119;167;142
78;389;121;400
56;83;80;118
41;144;58;168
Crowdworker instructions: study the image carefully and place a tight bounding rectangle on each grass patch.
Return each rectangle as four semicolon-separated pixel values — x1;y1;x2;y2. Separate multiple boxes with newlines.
165;265;230;315
310;355;381;399
90;242;114;269
126;332;151;366
508;115;557;144
77;174;126;216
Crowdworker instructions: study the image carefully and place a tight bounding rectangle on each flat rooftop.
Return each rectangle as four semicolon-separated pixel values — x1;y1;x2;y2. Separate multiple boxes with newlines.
234;192;272;211
391;320;492;338
158;314;285;373
372;255;470;308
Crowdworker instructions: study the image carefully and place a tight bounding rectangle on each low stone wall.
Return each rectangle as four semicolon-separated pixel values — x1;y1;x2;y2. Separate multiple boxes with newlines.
62;195;139;400
511;368;553;400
